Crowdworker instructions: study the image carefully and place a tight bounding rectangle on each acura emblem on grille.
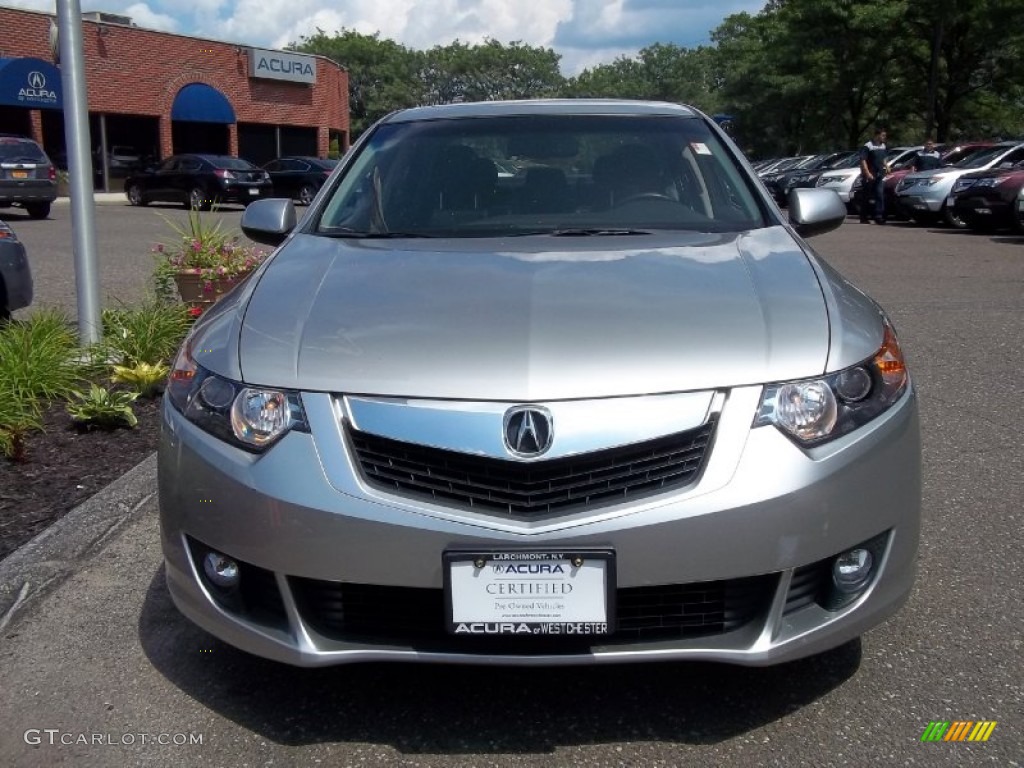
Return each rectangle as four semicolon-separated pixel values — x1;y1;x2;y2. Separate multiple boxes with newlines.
503;406;553;458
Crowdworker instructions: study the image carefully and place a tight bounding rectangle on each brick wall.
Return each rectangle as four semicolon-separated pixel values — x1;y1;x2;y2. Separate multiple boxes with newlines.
0;6;349;157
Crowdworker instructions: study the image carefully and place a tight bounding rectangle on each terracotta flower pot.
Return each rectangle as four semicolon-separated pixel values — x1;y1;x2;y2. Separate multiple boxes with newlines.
172;269;253;310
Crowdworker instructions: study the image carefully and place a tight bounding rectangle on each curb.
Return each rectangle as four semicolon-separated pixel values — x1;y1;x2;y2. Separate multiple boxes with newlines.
55;193;127;204
0;452;157;632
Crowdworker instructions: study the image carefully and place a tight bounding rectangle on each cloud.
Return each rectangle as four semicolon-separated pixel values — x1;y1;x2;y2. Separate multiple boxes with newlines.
3;0;768;77
124;3;179;32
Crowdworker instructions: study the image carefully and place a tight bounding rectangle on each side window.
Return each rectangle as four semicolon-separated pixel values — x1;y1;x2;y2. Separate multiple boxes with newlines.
264;160;280;172
159;159;177;172
180;160;202;172
294;161;311;172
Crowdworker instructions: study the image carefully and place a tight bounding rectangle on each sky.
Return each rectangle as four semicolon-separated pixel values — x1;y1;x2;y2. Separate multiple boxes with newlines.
4;0;767;75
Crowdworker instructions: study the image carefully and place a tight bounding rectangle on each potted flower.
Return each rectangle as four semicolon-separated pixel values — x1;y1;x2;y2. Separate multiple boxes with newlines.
152;208;267;316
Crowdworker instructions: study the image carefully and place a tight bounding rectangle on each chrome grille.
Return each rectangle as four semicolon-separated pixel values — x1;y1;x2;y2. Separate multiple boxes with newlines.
347;418;716;519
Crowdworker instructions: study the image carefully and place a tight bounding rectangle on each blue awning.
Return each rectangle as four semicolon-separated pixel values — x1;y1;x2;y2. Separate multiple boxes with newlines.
171;83;236;124
0;57;62;110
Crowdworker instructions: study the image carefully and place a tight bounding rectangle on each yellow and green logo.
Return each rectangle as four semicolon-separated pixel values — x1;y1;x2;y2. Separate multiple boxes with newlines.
921;721;997;742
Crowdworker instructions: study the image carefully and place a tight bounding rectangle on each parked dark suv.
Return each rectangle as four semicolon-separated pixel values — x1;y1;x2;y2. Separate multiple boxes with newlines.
0;135;58;219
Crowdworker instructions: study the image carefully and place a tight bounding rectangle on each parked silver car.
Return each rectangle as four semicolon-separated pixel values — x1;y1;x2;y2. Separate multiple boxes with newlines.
896;141;1024;226
159;100;920;668
0;218;33;320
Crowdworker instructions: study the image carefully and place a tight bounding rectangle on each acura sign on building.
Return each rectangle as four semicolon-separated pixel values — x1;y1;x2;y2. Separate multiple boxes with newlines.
248;48;317;84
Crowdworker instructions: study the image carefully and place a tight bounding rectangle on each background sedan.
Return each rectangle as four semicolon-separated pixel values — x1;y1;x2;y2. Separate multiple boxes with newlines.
125;154;272;211
262;156;338;205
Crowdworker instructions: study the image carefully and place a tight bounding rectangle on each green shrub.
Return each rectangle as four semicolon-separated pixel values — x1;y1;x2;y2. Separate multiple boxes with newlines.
66;384;139;429
0;381;42;460
0;308;78;403
101;300;191;366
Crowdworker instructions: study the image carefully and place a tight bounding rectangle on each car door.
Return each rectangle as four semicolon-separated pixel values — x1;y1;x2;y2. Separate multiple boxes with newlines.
173;156;205;203
149;157;179;202
279;158;308;199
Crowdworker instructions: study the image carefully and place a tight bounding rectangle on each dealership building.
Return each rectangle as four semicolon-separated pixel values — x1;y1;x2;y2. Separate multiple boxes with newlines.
0;5;349;187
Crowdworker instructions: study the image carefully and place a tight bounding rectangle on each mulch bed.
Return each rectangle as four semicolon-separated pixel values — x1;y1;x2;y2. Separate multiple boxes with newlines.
0;397;162;561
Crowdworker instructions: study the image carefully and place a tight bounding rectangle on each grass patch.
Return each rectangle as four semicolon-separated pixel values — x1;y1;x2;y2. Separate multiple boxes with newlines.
101;300;192;366
0;308;79;403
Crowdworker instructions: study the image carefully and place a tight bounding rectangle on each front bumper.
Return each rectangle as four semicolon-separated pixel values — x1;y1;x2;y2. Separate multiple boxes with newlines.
954;197;1016;228
159;385;921;667
895;190;946;214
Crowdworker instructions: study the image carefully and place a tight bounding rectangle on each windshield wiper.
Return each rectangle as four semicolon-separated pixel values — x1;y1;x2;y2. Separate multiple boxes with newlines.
319;228;434;239
548;228;652;236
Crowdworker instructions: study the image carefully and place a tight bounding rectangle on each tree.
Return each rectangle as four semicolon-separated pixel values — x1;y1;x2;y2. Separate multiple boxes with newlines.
293;29;421;138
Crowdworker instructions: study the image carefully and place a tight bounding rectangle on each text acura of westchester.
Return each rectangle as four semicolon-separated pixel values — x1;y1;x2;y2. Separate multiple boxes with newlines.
159;100;921;667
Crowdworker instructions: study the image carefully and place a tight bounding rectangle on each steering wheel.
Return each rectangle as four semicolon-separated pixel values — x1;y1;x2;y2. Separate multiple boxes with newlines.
613;192;678;206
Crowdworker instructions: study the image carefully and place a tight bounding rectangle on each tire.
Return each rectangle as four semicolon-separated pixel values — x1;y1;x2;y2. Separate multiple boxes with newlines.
943;204;968;229
126;184;147;207
24;202;50;219
188;187;212;211
298;184;317;206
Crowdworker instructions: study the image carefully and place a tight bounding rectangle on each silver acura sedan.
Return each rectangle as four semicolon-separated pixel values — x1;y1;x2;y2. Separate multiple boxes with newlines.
159;100;920;667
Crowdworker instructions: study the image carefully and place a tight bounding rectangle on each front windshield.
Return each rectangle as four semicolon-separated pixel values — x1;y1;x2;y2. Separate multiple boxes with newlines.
955;146;1010;169
316;114;766;237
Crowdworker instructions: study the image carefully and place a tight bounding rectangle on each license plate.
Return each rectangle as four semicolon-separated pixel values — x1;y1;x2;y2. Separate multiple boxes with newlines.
12;171;28;179
945;196;955;208
976;208;991;215
248;187;259;195
444;550;614;636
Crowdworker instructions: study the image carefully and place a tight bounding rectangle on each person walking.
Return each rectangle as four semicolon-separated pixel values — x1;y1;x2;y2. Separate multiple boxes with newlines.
859;127;888;224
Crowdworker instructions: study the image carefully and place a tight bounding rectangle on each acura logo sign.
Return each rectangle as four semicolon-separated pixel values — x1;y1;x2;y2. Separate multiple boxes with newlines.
503;406;553;458
19;71;57;104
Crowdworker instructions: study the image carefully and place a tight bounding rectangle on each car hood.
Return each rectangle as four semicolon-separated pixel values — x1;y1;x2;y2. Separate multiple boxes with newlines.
236;226;831;400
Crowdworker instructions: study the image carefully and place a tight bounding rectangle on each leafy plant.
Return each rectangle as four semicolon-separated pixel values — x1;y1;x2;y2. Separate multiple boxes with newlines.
0;309;79;404
0;382;42;460
66;385;139;430
111;361;169;398
101;300;191;366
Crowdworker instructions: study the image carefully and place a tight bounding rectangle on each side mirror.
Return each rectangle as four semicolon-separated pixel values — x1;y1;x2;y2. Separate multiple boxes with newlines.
788;187;847;238
241;198;296;246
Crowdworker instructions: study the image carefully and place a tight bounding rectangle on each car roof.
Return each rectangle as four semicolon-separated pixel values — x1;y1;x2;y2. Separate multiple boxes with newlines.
384;99;700;124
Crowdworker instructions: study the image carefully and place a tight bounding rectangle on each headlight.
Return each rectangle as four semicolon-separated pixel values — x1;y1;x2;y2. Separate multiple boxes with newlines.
167;341;308;451
754;320;909;445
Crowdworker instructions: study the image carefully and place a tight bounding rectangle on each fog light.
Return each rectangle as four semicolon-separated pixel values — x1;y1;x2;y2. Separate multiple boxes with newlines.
203;551;240;588
832;548;873;593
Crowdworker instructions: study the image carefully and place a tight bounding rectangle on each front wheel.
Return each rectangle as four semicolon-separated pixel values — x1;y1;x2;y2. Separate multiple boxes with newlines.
24;202;50;219
943;204;968;229
298;184;317;206
126;184;146;207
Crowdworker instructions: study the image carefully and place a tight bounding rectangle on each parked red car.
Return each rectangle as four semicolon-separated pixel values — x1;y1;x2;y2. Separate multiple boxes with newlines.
950;162;1024;232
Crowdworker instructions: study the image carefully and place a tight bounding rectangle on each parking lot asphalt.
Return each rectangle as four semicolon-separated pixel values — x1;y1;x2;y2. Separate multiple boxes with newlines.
0;205;1022;766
